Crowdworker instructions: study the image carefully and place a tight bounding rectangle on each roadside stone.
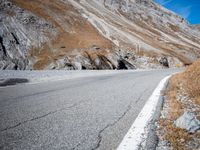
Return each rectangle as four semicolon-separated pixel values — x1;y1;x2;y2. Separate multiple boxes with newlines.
159;57;169;68
74;62;82;70
174;111;200;133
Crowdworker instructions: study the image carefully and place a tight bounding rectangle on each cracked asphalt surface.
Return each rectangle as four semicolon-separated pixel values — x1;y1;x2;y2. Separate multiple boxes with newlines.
0;69;179;150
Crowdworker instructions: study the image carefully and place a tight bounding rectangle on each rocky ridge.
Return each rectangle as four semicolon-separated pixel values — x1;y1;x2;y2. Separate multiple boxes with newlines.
0;0;200;70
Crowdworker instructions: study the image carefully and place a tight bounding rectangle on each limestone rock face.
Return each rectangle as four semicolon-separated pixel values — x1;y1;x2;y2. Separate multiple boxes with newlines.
1;0;200;70
0;0;57;69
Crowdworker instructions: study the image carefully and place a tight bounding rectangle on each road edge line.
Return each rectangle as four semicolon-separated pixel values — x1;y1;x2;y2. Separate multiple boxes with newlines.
117;75;172;150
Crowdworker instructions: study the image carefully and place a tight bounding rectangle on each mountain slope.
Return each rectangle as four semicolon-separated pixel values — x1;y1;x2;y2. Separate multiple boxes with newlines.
1;0;200;70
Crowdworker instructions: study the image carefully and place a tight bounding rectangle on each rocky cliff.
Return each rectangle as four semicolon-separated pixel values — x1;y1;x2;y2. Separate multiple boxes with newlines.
1;0;200;70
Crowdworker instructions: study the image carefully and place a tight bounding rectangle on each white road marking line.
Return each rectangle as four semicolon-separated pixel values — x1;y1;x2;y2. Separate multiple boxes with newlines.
117;75;171;150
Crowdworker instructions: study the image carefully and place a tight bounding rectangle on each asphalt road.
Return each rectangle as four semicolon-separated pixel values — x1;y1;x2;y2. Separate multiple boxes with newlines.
0;69;179;150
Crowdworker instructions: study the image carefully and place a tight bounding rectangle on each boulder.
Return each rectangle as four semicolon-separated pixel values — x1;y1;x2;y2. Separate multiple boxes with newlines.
174;111;200;133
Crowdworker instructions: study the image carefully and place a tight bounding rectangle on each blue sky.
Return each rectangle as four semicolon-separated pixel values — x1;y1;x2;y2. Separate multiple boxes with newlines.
154;0;200;24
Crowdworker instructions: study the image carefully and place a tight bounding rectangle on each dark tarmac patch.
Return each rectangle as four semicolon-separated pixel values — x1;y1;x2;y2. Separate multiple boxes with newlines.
0;78;29;86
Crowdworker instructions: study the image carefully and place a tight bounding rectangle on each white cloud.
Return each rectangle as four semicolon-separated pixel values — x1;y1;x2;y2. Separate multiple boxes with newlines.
156;0;192;19
162;0;173;5
176;6;192;19
156;0;172;5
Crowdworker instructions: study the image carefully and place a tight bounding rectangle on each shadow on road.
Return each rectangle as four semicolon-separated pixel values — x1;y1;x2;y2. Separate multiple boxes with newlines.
0;78;29;86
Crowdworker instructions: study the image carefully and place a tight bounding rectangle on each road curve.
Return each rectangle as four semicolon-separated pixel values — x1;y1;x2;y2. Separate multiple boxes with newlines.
0;69;179;150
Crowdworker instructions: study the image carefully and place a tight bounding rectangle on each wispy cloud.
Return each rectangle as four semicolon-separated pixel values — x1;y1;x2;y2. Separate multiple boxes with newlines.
175;5;192;19
156;0;197;23
162;0;173;5
156;0;192;19
156;0;172;5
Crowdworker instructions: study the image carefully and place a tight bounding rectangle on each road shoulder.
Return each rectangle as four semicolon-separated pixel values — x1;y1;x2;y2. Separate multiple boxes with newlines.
117;75;171;150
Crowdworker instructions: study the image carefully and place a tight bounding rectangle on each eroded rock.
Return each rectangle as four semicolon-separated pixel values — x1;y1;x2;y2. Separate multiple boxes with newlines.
159;57;169;68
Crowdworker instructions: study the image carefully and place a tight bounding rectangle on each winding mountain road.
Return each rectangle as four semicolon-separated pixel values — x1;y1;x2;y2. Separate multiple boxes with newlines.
0;69;179;150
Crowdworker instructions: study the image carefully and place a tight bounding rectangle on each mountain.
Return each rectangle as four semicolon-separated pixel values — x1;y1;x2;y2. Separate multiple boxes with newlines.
194;25;200;31
1;0;200;70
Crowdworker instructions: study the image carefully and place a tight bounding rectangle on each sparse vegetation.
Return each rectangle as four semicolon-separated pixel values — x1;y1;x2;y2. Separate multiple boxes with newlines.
183;60;200;105
1;0;200;70
158;59;200;150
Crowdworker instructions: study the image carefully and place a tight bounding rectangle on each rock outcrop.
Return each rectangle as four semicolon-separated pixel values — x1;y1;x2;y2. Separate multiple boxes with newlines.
0;0;57;69
1;0;200;70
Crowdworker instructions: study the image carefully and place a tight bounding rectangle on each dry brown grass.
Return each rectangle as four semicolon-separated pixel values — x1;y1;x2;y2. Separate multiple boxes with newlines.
160;59;200;150
12;0;113;69
127;21;193;65
183;60;200;104
12;0;198;69
165;123;192;150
